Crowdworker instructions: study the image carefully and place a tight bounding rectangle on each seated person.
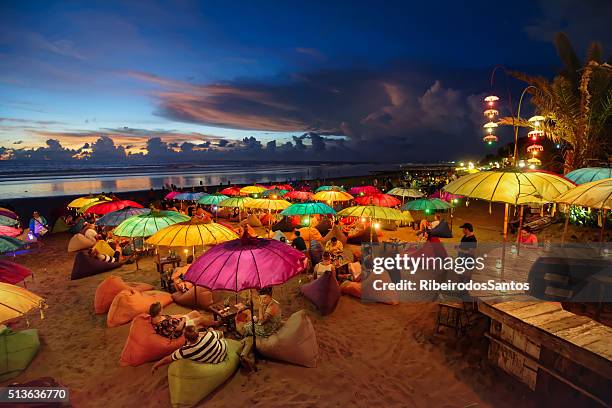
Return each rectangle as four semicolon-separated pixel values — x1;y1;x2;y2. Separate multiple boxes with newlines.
149;301;216;340
324;237;343;257
236;287;282;338
152;325;227;372
82;223;98;242
429;214;441;229
519;226;538;245
291;230;307;252
171;256;195;293
89;247;119;263
313;252;335;280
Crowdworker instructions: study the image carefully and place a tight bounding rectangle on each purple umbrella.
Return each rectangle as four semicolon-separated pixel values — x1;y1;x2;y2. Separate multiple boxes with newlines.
430;189;463;202
0;259;32;285
0;210;18;220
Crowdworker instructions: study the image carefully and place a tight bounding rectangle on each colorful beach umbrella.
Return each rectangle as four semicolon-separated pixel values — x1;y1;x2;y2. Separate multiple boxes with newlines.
268;184;293;191
0;216;18;227
67;195;111;209
554;178;612;211
197;194;229;206
218;197;254;209
0;226;22;238
402;198;451;211
146;221;238;247
164;191;182;200
386;187;424;199
219;187;242;196
262;189;288;198
244;199;291;211
240;185;267;195
355;193;401;207
0;282;46;323
430;190;463;202
315;185;345;192
348;186;381;196
174;192;208;201
0;260;32;285
0;236;25;253
281;202;336;216
284;190;314;201
442;170;575;205
185;236;306;291
85;200;143;215
95;207;151;227
113;210;190;238
565;167;612;185
312;190;354;203
0;209;18;220
337;206;411;221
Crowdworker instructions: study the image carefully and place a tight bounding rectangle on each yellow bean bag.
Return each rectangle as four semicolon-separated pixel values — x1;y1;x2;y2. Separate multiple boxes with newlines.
67;233;95;252
246;213;262;227
107;290;173;327
257;310;318;367
93;240;116;258
168;339;243;408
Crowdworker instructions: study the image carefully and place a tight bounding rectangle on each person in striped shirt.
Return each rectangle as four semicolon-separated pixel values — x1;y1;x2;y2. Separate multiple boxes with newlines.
151;326;227;373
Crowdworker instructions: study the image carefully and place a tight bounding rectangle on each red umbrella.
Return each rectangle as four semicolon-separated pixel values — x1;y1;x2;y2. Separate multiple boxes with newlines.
0;226;22;237
268;184;294;191
220;187;241;196
349;186;381;196
284;190;314;201
164;191;181;200
354;193;401;207
0;259;32;284
84;200;144;215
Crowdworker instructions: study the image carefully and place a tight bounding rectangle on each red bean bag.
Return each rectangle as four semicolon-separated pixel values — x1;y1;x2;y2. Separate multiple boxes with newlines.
171;286;214;309
107;290;173;327
300;271;340;316
94;276;154;314
119;314;185;367
70;252;122;280
259;212;279;226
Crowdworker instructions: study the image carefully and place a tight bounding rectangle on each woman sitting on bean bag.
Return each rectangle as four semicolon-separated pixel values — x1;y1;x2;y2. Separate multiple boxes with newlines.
149;302;217;339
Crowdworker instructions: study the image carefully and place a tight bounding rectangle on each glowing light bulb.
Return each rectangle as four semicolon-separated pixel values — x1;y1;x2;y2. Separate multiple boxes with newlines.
361;217;366;223
374;223;380;229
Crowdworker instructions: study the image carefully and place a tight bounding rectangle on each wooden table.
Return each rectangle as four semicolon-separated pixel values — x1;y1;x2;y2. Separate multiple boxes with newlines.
155;257;181;289
209;302;240;333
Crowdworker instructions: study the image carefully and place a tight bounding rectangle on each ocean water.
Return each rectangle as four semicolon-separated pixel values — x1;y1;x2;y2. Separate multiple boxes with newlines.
0;162;397;199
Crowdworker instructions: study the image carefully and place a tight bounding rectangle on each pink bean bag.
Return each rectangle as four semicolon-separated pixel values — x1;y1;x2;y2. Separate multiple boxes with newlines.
300;271;340;316
94;275;154;314
119;314;185;367
107;290;173;327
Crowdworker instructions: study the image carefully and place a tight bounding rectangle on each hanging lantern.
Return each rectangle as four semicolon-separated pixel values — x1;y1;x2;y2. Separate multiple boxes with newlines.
484;95;499;107
482;95;500;146
483;109;499;119
483;121;498;134
528;115;545;128
483;134;498;145
527;144;543;153
528;130;544;140
527;157;541;166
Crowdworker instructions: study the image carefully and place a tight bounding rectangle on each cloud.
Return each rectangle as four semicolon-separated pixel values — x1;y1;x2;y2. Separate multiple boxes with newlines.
295;47;325;60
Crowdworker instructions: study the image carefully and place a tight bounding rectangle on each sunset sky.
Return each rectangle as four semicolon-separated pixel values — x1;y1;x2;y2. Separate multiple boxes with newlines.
0;0;609;162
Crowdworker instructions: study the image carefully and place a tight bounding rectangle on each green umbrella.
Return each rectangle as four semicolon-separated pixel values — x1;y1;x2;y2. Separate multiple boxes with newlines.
262;188;288;198
401;198;451;212
0;216;19;227
0;236;26;253
218;197;254;209
113;210;190;238
315;185;345;192
281;202;336;216
197;194;229;206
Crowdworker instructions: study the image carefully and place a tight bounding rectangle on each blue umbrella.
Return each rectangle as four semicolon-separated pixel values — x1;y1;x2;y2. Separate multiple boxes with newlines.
402;198;451;212
281;202;336;216
314;185;345;192
0;236;26;253
197;194;229;206
174;192;208;201
95;207;151;227
565;167;612;185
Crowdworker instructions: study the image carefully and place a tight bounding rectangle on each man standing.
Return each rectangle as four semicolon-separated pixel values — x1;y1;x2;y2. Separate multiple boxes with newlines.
458;223;477;260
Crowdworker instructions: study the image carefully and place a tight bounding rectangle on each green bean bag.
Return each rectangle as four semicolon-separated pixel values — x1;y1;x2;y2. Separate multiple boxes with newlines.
51;217;70;233
0;326;40;381
168;339;243;408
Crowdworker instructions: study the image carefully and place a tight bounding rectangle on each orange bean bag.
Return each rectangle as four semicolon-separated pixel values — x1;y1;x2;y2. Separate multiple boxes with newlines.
340;281;362;298
297;227;322;241
94;276;154;314
119;314;185;367
107;290;173;327
246;214;263;227
323;225;347;245
171;287;214;309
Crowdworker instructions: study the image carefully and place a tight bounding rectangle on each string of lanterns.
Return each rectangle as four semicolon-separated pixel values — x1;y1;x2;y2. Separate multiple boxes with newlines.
526;115;544;166
482;95;499;145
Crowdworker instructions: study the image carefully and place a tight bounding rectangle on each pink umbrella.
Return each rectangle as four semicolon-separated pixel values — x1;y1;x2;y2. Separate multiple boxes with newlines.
284;190;314;201
268;184;294;191
349;186;381;196
0;209;18;220
220;187;241;196
430;190;463;202
0;226;22;237
0;259;32;284
164;191;181;200
354;193;401;207
84;200;144;215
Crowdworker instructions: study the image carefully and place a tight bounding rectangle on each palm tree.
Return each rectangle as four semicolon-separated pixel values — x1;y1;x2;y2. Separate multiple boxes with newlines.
499;33;612;172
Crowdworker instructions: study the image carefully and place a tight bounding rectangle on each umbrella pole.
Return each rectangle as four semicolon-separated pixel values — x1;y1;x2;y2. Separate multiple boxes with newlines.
516;205;524;255
133;239;139;270
600;209;607;243
501;203;509;280
562;212;570;245
250;290;258;365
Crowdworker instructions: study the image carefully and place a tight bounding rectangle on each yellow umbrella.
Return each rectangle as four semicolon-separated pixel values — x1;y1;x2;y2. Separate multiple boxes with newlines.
218;197;254;209
337;205;411;221
146;221;238;247
312;190;354;203
240;186;267;195
67;195;110;209
244;199;291;211
0;282;46;324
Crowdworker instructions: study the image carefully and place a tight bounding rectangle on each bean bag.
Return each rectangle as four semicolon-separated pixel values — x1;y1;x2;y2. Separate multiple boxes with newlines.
271;230;286;241
172;287;214;309
300;271;340;316
71;252;122;280
361;271;399;305
271;217;295;232
216;221;238;234
340;281;362;299
69;218;85;234
429;219;452;238
93;240;116;258
119;314;185;367
297;227;322;241
259;212;278;226
314;217;332;236
246;214;262;227
67;233;95;252
0;260;32;285
323;225;347;245
171;266;194;293
0;326;40;381
257;310;318;367
51;217;70;233
107;290;173;327
216;208;232;219
380;220;398;231
168;339;243;408
94;275;154;314
347;227;379;244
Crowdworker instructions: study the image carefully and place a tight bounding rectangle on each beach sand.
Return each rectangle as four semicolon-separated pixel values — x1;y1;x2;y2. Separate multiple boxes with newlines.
1;201;607;407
